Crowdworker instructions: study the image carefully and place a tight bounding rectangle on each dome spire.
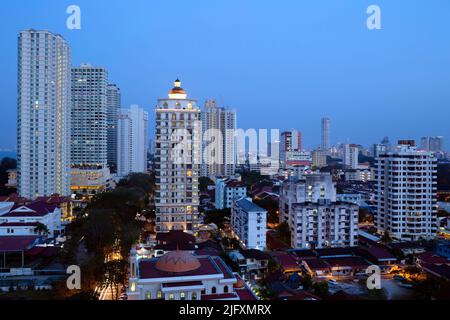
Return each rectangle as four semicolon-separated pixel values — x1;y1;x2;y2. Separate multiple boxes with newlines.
168;78;187;99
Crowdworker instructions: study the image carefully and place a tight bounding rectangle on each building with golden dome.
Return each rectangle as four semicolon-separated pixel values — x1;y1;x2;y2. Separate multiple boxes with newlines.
155;79;202;233
127;248;257;300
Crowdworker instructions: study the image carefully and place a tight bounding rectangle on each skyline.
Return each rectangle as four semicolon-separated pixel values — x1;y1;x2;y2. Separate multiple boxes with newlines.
1;1;450;149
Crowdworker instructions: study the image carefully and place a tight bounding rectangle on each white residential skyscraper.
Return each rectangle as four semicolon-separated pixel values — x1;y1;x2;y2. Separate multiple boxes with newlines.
155;79;201;233
71;64;108;165
343;144;359;169
107;84;121;173
118;105;149;176
201;99;236;178
17;30;72;199
375;142;438;241
321;117;330;150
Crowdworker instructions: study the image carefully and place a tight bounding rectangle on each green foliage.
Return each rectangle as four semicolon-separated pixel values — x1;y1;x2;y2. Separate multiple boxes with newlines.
275;222;291;246
203;208;231;229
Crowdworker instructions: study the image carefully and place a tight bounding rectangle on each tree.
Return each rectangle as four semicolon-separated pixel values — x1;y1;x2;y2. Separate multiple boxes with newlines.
275;222;291;245
380;230;393;244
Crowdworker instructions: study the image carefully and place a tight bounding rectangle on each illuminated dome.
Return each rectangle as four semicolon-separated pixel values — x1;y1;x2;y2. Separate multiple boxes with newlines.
155;250;201;273
168;79;187;99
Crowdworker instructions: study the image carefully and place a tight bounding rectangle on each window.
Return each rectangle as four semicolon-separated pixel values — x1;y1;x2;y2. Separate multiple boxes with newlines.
192;292;197;300
224;286;229;293
145;291;151;300
180;292;186;300
168;293;175;300
157;291;163;299
211;287;217;294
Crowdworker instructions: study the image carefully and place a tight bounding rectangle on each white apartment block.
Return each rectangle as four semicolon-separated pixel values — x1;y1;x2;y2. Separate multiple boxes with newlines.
343;144;359;169
71;64;108;166
279;173;336;224
231;197;266;250
17;30;72;199
201;100;236;178
375;143;438;241
289;202;359;249
155;80;202;233
118;105;149;176
215;178;247;210
279;173;358;249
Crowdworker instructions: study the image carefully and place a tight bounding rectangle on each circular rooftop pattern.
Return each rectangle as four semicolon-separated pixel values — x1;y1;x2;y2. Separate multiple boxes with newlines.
155;250;201;273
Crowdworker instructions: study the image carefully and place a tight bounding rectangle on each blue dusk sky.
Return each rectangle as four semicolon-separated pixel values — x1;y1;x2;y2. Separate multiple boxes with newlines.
1;0;450;150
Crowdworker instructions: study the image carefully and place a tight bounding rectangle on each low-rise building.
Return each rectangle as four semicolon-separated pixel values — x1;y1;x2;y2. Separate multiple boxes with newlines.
127;249;256;300
231;197;267;250
0;200;63;238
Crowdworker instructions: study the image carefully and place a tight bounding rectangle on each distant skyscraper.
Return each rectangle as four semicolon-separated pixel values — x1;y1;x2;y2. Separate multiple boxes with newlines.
118;105;149;176
155;79;201;233
17;30;71;199
201;99;236;178
343;144;359;169
421;136;444;153
375;142;437;241
107;84;121;173
321;117;330;150
71;64;108;166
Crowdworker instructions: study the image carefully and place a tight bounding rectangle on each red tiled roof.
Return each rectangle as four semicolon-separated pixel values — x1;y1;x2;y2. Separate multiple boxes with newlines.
0;236;40;252
266;231;289;251
139;256;221;279
323;257;370;268
365;247;396;261
201;293;238;300
25;246;60;257
213;256;235;279
417;252;449;266
235;287;257;300
162;281;203;288
303;258;329;270
4;201;58;217
226;181;245;188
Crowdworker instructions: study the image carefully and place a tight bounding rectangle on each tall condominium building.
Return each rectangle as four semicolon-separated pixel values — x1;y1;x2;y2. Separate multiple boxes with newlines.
71;64;108;165
155;79;201;233
201;99;236;178
280;130;302;168
321;117;330;150
279;173;358;249
118;105;149;176
374;143;438;241
343;144;359;169
17;30;72;199
107;84;121;172
420;136;444;153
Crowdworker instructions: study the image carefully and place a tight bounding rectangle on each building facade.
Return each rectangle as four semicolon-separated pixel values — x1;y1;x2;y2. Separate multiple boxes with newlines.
312;149;327;168
107;84;121;173
231;197;267;250
375;143;438;241
279;173;358;249
155;80;201;233
215;178;247;210
17;30;72;199
343;144;359;169
118;105;149;176
201;99;236;178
